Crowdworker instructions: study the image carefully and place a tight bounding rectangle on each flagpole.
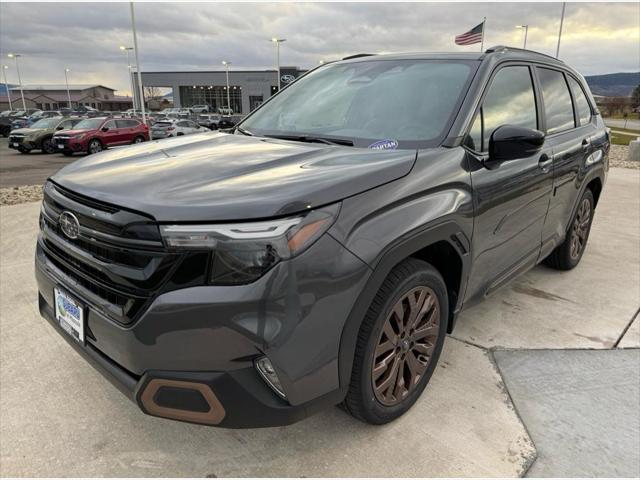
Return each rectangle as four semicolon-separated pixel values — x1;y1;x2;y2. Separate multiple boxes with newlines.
556;2;566;58
480;17;486;52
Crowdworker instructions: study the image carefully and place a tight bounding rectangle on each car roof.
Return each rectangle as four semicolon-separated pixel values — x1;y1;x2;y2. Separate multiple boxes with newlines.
336;46;566;68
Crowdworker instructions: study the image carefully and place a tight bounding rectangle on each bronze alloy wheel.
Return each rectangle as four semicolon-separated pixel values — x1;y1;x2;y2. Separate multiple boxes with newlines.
372;286;440;406
570;198;591;259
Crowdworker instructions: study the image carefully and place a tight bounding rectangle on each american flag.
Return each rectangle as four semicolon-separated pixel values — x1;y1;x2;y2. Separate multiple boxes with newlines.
455;22;484;45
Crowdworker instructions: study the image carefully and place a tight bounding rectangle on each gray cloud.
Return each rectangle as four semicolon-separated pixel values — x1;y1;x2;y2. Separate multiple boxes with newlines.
1;2;638;95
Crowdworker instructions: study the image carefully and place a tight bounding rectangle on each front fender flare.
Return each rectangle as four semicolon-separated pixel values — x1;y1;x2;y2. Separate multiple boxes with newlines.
336;220;470;393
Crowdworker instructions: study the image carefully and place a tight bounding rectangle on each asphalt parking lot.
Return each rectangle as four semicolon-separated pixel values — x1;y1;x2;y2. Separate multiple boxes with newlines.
0;168;638;477
0;139;79;188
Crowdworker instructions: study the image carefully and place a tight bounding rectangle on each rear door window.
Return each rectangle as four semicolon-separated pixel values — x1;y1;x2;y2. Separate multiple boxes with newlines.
537;68;576;134
567;76;592;126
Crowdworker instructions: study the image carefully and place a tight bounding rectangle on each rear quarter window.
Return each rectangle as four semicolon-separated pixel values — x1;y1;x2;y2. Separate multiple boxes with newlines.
567;76;592;126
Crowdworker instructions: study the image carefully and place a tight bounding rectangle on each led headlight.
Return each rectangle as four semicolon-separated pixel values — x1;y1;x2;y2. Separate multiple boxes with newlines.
160;203;340;285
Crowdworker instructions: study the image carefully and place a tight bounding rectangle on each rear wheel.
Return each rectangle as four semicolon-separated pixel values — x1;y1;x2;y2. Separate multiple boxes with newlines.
88;139;103;154
132;135;145;144
544;189;595;270
344;258;448;424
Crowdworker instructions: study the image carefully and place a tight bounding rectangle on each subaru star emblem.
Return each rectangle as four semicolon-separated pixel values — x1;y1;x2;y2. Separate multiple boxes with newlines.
280;74;295;84
59;211;80;240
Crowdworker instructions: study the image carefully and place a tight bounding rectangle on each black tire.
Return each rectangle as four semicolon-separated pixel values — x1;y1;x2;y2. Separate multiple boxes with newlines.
132;135;145;144
87;139;103;154
1;126;9;137
344;258;448;425
18;146;31;154
544;189;595;270
41;137;56;154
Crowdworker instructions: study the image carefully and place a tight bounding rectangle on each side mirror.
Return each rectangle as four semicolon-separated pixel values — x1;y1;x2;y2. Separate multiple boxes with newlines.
101;127;109;132
489;125;545;162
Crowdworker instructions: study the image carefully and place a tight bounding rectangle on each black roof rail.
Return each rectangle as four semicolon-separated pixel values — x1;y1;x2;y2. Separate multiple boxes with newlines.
342;53;376;60
485;45;564;63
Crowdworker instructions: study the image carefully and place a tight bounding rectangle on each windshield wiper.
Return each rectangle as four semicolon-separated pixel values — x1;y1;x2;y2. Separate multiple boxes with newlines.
264;134;354;147
235;126;254;136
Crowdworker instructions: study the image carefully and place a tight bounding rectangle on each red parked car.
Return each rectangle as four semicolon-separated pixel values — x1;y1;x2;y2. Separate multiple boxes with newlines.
52;117;149;156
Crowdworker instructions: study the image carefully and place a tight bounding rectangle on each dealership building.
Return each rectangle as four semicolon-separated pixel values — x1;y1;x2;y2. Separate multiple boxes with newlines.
136;66;306;114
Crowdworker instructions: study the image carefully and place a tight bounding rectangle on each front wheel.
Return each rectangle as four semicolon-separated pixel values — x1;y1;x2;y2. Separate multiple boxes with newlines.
132;136;145;144
543;189;595;270
87;139;103;154
344;258;448;424
41;137;56;154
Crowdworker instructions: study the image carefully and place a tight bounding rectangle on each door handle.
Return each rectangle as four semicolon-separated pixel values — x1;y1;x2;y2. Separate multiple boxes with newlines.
538;153;552;173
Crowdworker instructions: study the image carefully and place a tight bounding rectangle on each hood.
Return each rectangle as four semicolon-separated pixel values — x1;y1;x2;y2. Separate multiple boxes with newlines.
54;128;95;136
11;127;47;136
51;132;416;222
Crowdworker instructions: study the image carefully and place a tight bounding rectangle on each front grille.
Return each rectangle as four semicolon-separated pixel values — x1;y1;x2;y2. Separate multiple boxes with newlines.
54;136;70;147
39;181;181;325
8;135;25;144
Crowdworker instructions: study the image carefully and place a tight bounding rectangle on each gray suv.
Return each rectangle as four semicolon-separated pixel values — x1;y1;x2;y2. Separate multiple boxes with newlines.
35;46;608;428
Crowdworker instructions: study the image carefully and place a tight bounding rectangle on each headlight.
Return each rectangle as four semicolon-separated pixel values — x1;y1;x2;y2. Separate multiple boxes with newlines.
72;134;85;140
160;203;340;285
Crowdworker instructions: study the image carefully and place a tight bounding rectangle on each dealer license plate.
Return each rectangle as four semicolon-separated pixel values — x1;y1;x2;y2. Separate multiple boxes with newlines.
58;144;64;149
12;142;19;147
54;288;84;343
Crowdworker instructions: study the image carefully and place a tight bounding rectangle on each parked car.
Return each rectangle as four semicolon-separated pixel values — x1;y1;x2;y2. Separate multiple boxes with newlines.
10;110;54;130
151;119;204;138
8;116;82;154
191;105;210;113
197;114;221;130
52;116;149;155
35;47;607;428
217;107;233;115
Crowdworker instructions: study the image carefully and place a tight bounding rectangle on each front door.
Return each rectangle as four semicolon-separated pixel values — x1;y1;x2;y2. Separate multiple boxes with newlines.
464;64;554;302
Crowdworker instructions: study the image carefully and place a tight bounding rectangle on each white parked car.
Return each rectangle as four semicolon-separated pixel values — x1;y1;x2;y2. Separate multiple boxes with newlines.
191;105;210;113
151;119;204;138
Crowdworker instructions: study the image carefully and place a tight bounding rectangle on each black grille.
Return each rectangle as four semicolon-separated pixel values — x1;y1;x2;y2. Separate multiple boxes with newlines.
39;181;180;325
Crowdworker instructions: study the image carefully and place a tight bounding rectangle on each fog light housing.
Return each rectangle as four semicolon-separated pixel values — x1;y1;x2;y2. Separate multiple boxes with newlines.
255;356;286;399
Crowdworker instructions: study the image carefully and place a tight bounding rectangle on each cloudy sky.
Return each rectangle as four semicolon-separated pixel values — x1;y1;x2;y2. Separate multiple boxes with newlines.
1;1;638;96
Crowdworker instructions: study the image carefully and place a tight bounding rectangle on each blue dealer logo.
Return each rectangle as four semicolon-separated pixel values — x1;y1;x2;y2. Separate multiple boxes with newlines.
368;139;398;150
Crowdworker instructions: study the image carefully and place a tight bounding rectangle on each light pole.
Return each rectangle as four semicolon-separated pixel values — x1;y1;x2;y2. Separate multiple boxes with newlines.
516;25;529;49
7;54;26;110
2;66;12;110
64;68;72;108
222;61;231;112
119;46;136;110
556;2;567;58
271;38;286;90
129;2;148;137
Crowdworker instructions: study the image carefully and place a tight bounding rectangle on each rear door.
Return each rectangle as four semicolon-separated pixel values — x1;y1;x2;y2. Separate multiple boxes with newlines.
116;119;140;143
464;64;554;300
536;68;598;256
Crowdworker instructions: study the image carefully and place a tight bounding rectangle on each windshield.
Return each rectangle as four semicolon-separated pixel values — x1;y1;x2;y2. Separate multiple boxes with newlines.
241;59;476;149
73;118;105;130
30;118;62;129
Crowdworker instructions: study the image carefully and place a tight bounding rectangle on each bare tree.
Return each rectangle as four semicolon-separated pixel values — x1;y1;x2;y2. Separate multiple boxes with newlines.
144;86;161;101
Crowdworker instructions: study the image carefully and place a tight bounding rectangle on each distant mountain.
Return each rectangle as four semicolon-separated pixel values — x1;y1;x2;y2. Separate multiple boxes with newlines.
585;72;639;97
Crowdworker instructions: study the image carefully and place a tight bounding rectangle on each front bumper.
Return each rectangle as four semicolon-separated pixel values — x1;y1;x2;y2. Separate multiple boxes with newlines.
35;227;370;427
8;135;34;150
54;136;87;153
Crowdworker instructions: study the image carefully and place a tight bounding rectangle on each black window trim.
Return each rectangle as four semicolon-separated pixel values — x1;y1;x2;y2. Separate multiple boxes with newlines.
463;61;540;154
